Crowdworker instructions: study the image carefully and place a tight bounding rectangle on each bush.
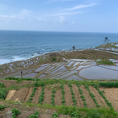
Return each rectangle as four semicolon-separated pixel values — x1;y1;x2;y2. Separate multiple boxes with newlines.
0;82;5;88
99;81;118;88
0;88;8;100
0;105;6;111
29;112;39;118
52;112;59;118
12;108;21;118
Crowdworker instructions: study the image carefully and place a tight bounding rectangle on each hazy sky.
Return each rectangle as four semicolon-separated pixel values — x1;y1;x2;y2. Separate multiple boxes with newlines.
0;0;117;33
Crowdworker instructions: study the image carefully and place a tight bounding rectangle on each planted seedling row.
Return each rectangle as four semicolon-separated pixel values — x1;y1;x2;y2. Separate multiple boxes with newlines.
84;84;100;108
60;84;65;105
51;89;56;105
68;84;77;106
38;86;45;104
94;85;113;109
28;87;37;103
76;84;87;107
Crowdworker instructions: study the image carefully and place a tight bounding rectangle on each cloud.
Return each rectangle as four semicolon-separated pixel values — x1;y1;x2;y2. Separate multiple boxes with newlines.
64;3;96;11
50;11;81;16
0;9;32;21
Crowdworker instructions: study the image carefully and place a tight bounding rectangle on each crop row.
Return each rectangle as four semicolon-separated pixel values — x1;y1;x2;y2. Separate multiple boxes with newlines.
51;89;56;105
84;84;100;108
76;84;87;107
38;86;45;104
28;87;37;102
60;84;65;105
68;84;77;106
94;85;113;109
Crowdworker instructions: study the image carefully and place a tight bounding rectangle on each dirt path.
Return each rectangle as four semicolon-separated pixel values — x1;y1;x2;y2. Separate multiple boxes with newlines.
55;89;62;106
12;88;30;102
72;84;83;107
5;90;16;100
64;84;73;106
43;87;51;104
101;88;118;111
81;86;96;108
32;87;42;104
89;86;107;107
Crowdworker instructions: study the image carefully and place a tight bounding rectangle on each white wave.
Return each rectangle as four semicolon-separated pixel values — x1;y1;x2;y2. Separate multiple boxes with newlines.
0;56;28;65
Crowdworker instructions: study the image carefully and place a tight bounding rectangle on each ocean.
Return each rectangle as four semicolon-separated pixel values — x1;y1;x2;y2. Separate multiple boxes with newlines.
0;30;117;65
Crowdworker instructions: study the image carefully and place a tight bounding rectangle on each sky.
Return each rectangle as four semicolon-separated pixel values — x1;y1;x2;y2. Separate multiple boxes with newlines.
0;0;117;33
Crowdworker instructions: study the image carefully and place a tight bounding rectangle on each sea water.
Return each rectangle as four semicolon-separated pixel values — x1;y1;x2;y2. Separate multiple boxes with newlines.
0;30;117;64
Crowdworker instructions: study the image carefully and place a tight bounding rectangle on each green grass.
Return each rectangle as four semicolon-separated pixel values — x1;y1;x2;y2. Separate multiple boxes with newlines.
96;59;114;65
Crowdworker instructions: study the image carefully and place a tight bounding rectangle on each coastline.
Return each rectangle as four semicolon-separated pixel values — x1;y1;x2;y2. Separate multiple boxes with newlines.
0;48;118;79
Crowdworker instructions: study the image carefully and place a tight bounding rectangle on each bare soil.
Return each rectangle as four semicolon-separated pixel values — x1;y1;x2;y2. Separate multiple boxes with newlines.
72;84;83;107
43;87;52;104
32;87;42;104
12;88;30;102
100;88;118;111
55;89;62;106
24;87;33;102
80;85;96;108
0;79;33;88
64;85;73;106
89;86;107;107
6;90;16;101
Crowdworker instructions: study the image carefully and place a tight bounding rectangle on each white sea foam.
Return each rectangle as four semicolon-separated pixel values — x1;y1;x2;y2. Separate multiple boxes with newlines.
0;56;29;65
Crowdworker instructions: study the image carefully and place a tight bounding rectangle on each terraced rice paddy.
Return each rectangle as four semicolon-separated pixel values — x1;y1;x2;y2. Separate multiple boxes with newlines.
8;59;118;80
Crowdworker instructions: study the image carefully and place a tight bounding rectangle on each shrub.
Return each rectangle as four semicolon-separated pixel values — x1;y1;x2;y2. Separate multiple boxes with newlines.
29;112;39;118
99;81;118;88
0;82;5;88
0;88;8;100
52;112;59;118
12;108;21;118
0;105;6;111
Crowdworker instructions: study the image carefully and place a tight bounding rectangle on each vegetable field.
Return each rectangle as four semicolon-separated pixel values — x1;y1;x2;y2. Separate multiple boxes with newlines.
0;79;118;118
